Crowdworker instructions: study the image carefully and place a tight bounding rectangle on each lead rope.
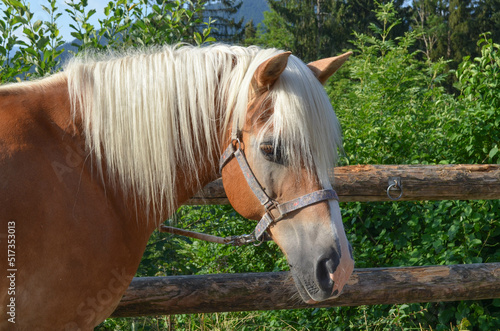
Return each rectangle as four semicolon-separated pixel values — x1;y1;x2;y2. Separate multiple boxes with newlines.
159;225;271;246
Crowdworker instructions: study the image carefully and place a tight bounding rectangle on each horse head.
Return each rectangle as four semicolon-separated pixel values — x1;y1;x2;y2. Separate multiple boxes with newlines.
221;51;354;302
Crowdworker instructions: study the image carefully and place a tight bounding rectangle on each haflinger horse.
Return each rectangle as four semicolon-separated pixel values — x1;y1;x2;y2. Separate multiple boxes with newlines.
0;44;354;330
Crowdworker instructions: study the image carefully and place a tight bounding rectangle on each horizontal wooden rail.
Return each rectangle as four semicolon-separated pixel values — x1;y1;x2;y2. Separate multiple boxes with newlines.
112;263;500;317
187;164;500;204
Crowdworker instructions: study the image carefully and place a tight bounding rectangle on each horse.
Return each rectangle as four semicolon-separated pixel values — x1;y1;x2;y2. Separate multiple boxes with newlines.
0;44;354;330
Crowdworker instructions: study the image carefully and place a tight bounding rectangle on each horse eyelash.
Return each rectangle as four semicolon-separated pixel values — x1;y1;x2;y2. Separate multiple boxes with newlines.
260;142;283;164
260;144;273;155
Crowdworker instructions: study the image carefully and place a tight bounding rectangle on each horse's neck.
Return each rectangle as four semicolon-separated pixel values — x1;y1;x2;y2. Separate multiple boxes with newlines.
0;74;74;134
163;129;222;216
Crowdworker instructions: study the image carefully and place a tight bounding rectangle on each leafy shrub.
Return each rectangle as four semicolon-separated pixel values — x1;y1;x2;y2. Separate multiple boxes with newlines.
328;1;452;166
446;34;500;164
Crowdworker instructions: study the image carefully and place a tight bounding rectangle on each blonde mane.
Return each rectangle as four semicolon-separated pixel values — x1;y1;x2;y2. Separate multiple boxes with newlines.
64;44;342;219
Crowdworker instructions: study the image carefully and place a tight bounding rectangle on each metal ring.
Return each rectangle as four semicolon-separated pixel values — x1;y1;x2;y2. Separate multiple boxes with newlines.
387;183;403;201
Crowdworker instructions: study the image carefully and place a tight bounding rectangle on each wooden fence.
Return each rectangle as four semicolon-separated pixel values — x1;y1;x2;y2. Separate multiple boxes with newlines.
112;164;500;317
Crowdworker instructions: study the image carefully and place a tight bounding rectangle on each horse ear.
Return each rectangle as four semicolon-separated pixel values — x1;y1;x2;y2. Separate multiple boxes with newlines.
254;52;292;89
307;51;352;85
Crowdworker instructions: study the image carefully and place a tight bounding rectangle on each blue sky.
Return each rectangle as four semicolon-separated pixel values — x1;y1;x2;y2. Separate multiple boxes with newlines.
18;0;108;42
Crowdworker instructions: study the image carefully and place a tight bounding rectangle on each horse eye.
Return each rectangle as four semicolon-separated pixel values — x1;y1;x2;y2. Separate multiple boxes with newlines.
260;142;283;163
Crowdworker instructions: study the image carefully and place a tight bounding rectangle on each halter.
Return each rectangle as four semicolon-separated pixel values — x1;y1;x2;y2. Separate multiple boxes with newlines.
161;130;339;246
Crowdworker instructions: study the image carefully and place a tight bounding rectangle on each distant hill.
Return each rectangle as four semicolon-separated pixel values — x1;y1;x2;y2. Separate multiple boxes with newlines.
205;0;269;25
238;0;269;24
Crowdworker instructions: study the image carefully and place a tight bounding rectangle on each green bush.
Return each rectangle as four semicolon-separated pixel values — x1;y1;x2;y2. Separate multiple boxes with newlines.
328;2;452;166
446;34;500;164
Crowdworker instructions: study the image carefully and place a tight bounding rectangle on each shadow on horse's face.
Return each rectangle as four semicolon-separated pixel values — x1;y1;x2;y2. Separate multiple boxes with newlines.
221;52;355;303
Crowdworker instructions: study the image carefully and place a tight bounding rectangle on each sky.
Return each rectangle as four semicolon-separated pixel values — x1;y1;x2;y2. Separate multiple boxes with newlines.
16;0;108;42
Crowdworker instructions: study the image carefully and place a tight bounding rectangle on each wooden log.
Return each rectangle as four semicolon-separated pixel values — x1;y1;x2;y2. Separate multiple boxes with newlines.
186;164;500;204
112;263;500;317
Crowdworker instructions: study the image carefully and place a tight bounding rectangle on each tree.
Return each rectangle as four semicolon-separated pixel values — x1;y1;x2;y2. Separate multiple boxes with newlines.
266;0;411;62
473;0;500;45
265;0;316;60
243;19;255;41
203;0;244;43
0;0;214;82
447;0;474;62
412;0;500;65
412;0;447;61
246;9;294;50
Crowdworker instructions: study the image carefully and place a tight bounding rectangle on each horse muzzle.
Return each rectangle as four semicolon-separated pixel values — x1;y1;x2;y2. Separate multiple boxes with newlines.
287;238;354;303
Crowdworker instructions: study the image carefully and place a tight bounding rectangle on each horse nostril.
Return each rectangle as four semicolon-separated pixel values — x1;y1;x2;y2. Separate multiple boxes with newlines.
315;256;338;293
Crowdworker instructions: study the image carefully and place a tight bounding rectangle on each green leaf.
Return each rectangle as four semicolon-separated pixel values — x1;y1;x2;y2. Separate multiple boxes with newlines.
36;36;50;50
23;47;37;56
33;20;42;32
489;145;498;159
469;238;482;246
134;20;146;30
7;0;25;9
193;32;202;45
87;9;96;19
22;27;35;39
11;16;28;25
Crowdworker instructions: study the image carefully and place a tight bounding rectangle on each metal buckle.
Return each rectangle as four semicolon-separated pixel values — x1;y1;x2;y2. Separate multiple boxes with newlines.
225;233;256;246
264;199;283;222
